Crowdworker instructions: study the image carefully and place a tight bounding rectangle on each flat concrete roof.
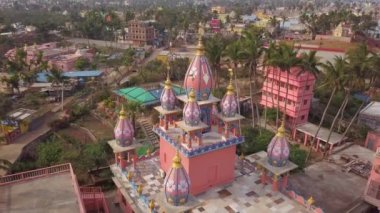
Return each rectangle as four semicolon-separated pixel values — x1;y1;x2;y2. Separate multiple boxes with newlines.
108;140;143;153
360;101;380;118
0;173;80;213
176;121;208;132
216;113;245;122
177;95;220;105
256;154;298;176
154;106;182;115
296;122;346;145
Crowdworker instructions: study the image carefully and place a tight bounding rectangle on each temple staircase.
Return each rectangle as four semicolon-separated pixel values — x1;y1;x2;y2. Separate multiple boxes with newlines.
138;118;159;148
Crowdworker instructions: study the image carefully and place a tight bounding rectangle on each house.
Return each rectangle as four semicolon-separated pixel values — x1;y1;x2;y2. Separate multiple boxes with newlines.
333;22;353;37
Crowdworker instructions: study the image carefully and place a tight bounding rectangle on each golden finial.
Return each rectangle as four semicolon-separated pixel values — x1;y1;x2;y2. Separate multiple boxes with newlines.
226;68;235;95
307;196;315;205
119;105;126;119
149;199;155;211
188;89;196;102
172;151;182;169
196;23;205;56
164;74;172;89
137;184;143;196
24;43;28;50
127;171;133;181
239;153;245;160
276;117;286;137
146;147;151;156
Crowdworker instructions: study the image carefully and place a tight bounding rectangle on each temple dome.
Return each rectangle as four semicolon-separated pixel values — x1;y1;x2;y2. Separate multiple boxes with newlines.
267;123;290;167
183;89;201;126
183;38;213;101
160;77;176;110
220;79;238;117
114;106;134;147
164;152;190;206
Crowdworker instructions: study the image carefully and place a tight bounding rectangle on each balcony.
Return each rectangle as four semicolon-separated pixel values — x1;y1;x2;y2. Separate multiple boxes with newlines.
80;187;110;213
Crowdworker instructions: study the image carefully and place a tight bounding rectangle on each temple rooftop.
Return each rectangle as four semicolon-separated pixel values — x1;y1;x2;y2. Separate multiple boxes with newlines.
153;125;244;158
176;94;220;105
0;170;81;213
111;154;310;213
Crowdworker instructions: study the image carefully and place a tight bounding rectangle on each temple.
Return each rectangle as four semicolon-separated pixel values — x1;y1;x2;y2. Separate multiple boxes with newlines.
107;35;310;213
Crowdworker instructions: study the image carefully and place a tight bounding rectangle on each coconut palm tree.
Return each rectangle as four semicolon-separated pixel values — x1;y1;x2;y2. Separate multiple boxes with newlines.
1;73;20;95
305;56;349;163
240;26;265;127
224;41;244;114
266;43;302;127
47;67;67;111
204;35;227;89
291;51;321;132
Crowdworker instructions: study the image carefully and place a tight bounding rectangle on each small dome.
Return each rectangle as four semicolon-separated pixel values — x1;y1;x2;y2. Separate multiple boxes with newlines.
267;123;290;167
183;89;201;126
220;71;238;117
114;106;134;147
183;38;213;101
164;152;190;206
160;77;176;110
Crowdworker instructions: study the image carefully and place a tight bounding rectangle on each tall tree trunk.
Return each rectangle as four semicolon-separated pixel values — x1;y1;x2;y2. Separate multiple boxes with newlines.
326;92;349;145
305;87;337;164
61;85;64;111
276;67;281;128
337;97;349;132
340;102;365;143
249;61;255;127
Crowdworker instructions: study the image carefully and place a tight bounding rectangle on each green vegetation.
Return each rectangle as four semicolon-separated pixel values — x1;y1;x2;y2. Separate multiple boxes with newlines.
238;126;274;155
74;57;91;71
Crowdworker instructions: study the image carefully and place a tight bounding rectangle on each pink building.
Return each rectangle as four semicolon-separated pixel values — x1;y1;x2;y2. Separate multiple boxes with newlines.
210;18;221;33
0;163;109;213
364;148;380;208
260;66;316;129
49;49;94;71
365;131;380;152
4;43;94;72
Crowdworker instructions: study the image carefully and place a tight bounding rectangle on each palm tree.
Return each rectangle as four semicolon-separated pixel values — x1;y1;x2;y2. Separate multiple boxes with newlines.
292;51;321;132
266;43;302;127
240;27;265;127
125;101;144;135
300;13;319;40
1;74;20;94
305;56;348;163
224;41;244;114
204;35;227;89
47;67;67;111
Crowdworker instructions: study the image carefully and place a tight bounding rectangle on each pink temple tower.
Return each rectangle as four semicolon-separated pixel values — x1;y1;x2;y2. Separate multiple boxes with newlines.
154;37;245;195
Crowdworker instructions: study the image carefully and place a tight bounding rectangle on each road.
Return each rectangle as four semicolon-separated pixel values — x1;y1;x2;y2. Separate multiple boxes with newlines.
67;38;133;49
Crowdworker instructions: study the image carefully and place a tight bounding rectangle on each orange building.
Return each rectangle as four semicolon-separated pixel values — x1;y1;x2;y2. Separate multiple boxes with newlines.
127;20;156;46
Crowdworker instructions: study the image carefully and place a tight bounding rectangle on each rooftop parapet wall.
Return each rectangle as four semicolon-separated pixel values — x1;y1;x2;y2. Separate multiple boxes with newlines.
153;126;244;158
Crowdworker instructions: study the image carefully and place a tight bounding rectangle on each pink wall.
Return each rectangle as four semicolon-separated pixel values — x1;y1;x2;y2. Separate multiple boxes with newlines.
160;138;236;195
260;66;316;126
365;131;380;152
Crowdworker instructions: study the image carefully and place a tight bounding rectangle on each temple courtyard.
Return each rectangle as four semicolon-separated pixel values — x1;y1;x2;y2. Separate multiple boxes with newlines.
289;145;373;213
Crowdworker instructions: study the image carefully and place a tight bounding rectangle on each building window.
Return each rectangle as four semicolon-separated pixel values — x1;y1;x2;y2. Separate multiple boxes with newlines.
306;85;310;90
304;100;307;105
301;115;305;120
164;153;167;163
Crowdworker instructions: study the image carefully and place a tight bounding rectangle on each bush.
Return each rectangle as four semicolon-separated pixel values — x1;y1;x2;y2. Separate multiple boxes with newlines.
212;87;226;99
265;108;281;123
36;139;64;167
49;119;70;130
70;104;90;120
289;144;307;169
238;126;274;155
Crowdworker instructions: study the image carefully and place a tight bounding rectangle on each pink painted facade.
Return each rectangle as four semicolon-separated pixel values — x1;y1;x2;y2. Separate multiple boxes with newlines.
365;131;380;152
4;43;94;72
159;138;236;195
210;18;221;33
364;148;380;208
260;66;316;127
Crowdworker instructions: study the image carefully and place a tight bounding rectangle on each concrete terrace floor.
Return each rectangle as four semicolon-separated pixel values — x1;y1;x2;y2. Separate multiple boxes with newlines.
0;172;80;213
289;145;372;213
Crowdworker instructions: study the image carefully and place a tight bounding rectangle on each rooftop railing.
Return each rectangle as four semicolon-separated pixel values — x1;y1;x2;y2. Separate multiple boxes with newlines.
80;187;110;213
0;163;71;185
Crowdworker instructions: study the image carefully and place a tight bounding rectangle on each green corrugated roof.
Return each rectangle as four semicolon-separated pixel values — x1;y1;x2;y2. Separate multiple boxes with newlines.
117;87;156;104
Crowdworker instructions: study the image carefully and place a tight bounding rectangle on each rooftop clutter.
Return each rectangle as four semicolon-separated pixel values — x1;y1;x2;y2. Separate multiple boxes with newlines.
114;106;134;147
164;151;191;206
267;119;290;167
